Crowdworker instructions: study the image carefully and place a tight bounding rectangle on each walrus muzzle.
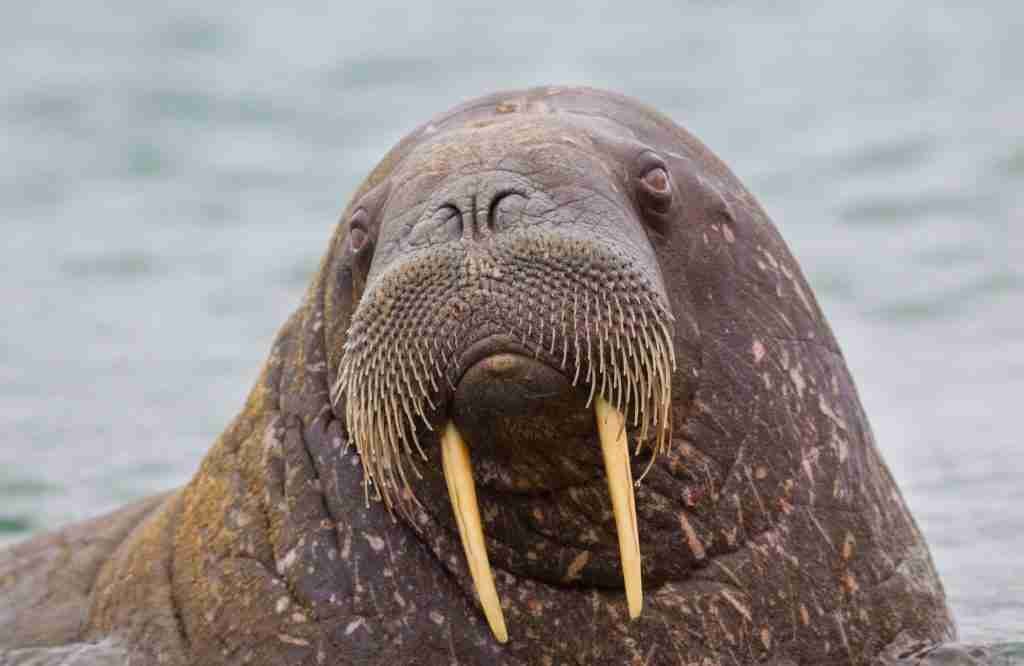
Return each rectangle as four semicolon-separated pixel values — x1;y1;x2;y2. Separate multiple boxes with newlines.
330;229;675;642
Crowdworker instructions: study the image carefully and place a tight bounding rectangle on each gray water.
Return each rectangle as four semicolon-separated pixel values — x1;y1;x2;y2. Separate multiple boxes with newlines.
1;0;1021;652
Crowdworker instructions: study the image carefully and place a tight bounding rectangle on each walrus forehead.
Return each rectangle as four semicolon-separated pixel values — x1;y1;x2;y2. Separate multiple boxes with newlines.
386;113;637;189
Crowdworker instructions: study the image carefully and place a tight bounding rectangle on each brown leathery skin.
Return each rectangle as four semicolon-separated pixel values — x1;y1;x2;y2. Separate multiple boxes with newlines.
0;493;169;651
0;87;955;665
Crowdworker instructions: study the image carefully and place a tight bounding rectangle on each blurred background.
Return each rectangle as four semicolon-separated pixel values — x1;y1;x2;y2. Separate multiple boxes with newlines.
1;0;1021;646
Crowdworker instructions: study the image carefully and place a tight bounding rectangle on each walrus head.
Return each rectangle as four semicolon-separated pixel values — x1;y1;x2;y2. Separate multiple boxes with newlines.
324;106;718;639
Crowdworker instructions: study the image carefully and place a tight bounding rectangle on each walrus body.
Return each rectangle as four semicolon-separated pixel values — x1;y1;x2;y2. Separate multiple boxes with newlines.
1;87;955;665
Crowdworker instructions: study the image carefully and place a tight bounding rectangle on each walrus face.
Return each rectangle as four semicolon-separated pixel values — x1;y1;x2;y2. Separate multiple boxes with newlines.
329;114;699;641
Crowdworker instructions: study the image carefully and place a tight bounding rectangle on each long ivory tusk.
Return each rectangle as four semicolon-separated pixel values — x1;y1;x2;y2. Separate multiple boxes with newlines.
441;421;509;643
595;396;643;619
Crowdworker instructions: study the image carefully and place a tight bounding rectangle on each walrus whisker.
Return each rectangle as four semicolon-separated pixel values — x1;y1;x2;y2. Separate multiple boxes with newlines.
397;391;420;451
572;285;581;385
561;293;570;370
636;446;659;484
417;343;439;393
598;329;609;410
537;293;546;353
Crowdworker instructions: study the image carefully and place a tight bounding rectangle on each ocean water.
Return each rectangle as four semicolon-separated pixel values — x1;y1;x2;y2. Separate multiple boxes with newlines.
1;0;1022;653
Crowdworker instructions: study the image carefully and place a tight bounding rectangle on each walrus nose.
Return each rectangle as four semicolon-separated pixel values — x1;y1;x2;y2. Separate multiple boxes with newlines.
441;189;527;242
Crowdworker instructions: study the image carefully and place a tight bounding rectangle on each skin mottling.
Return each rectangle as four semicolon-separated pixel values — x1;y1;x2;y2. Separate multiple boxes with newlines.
779;262;815;314
719;589;752;623
789;366;807;399
277;547;298;573
802;447;820;483
278;634;310;646
751;339;766;364
817;395;848;429
806;508;833;548
778;495;794;515
564;551;590;582
678;513;706;560
831;432;850;463
759;247;779;269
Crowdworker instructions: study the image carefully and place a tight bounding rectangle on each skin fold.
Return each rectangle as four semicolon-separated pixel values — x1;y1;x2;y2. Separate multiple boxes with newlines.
0;87;956;665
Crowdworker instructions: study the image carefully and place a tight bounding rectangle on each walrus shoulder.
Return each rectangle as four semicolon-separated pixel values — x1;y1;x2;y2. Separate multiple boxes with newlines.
0;492;171;652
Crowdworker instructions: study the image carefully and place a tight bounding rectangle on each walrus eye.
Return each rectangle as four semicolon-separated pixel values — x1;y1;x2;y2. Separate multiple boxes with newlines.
349;209;369;252
637;164;673;215
632;148;674;219
643;167;670;194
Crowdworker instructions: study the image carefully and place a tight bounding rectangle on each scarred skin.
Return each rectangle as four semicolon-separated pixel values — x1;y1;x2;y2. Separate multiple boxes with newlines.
0;87;957;665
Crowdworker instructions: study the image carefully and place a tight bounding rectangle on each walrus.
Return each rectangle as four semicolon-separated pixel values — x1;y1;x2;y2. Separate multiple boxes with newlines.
1;87;957;665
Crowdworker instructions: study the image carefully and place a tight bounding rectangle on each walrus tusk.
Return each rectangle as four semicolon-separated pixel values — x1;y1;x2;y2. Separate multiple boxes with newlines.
441;421;509;643
595;396;643;619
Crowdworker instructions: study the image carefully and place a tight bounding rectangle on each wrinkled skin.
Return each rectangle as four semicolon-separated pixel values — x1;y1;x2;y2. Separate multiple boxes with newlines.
0;87;957;665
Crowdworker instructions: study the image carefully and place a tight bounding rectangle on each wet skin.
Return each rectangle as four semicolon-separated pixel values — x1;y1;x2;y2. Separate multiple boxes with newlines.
0;87;955;665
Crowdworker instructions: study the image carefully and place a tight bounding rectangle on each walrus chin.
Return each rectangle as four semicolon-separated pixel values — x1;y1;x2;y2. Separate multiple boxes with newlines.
329;233;677;643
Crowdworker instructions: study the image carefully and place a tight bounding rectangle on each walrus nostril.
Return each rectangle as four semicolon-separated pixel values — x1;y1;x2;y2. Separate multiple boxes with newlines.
486;190;527;233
